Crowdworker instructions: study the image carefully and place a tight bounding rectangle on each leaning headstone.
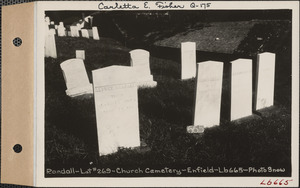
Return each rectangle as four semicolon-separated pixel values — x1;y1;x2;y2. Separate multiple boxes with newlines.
45;30;57;58
255;52;276;110
230;58;252;121
81;29;89;39
76;50;85;60
60;59;93;97
187;61;224;133
92;26;100;40
130;49;157;88
181;42;196;80
92;65;140;156
70;26;80;37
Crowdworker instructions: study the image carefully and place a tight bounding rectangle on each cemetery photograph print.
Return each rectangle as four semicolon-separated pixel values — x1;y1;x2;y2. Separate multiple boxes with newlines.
44;9;292;178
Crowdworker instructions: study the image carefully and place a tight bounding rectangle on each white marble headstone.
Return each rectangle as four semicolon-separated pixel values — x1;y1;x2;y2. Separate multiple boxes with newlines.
81;29;89;39
76;50;85;60
92;66;140;156
49;28;56;35
255;52;276;110
230;58;252;121
57;24;66;37
130;49;157;88
92;26;100;40
45;17;50;25
59;22;64;27
181;42;196;80
60;59;93;97
45;30;57;58
70;26;80;37
193;61;224;127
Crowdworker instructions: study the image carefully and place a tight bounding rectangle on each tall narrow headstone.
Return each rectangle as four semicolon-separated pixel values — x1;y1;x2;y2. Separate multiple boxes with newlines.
130;49;157;88
92;66;140;156
187;61;223;133
255;52;276;110
81;29;89;39
60;59;93;97
181;42;196;80
230;58;252;121
76;50;85;60
45;28;57;58
92;26;100;40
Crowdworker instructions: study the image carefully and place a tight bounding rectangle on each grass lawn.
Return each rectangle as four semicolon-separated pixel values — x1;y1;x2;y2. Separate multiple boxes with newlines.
45;20;291;177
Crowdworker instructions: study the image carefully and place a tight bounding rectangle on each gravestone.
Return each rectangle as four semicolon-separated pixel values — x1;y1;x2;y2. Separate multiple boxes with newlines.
187;61;223;133
60;59;93;97
81;29;89;39
45;17;50;25
92;66;140;156
230;58;252;121
130;49;157;88
255;52;276;110
45;29;57;58
57;23;66;37
92;26;100;40
88;29;93;38
70;26;80;37
49;28;56;35
76;50;85;60
181;42;196;80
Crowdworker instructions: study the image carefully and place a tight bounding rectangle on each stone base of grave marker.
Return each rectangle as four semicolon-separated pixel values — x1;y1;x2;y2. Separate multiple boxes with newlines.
187;125;204;134
66;84;93;97
135;75;157;88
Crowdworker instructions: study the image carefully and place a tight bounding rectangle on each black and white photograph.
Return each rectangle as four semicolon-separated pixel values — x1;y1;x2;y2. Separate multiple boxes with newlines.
44;6;293;179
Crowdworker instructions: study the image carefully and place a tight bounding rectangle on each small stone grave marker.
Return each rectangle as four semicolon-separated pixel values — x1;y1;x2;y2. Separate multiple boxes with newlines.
76;50;85;60
130;49;157;88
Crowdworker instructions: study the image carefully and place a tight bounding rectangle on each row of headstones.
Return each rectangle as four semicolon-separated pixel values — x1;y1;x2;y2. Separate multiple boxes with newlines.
44;16;100;59
61;49;157;97
61;47;275;156
187;52;276;133
60;49;157;156
45;16;100;39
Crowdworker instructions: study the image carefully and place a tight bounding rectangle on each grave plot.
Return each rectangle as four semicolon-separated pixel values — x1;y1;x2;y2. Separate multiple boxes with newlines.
44;11;292;178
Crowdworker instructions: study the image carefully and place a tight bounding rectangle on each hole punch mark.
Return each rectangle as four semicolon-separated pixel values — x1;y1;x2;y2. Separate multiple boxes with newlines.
13;144;22;153
13;37;22;47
